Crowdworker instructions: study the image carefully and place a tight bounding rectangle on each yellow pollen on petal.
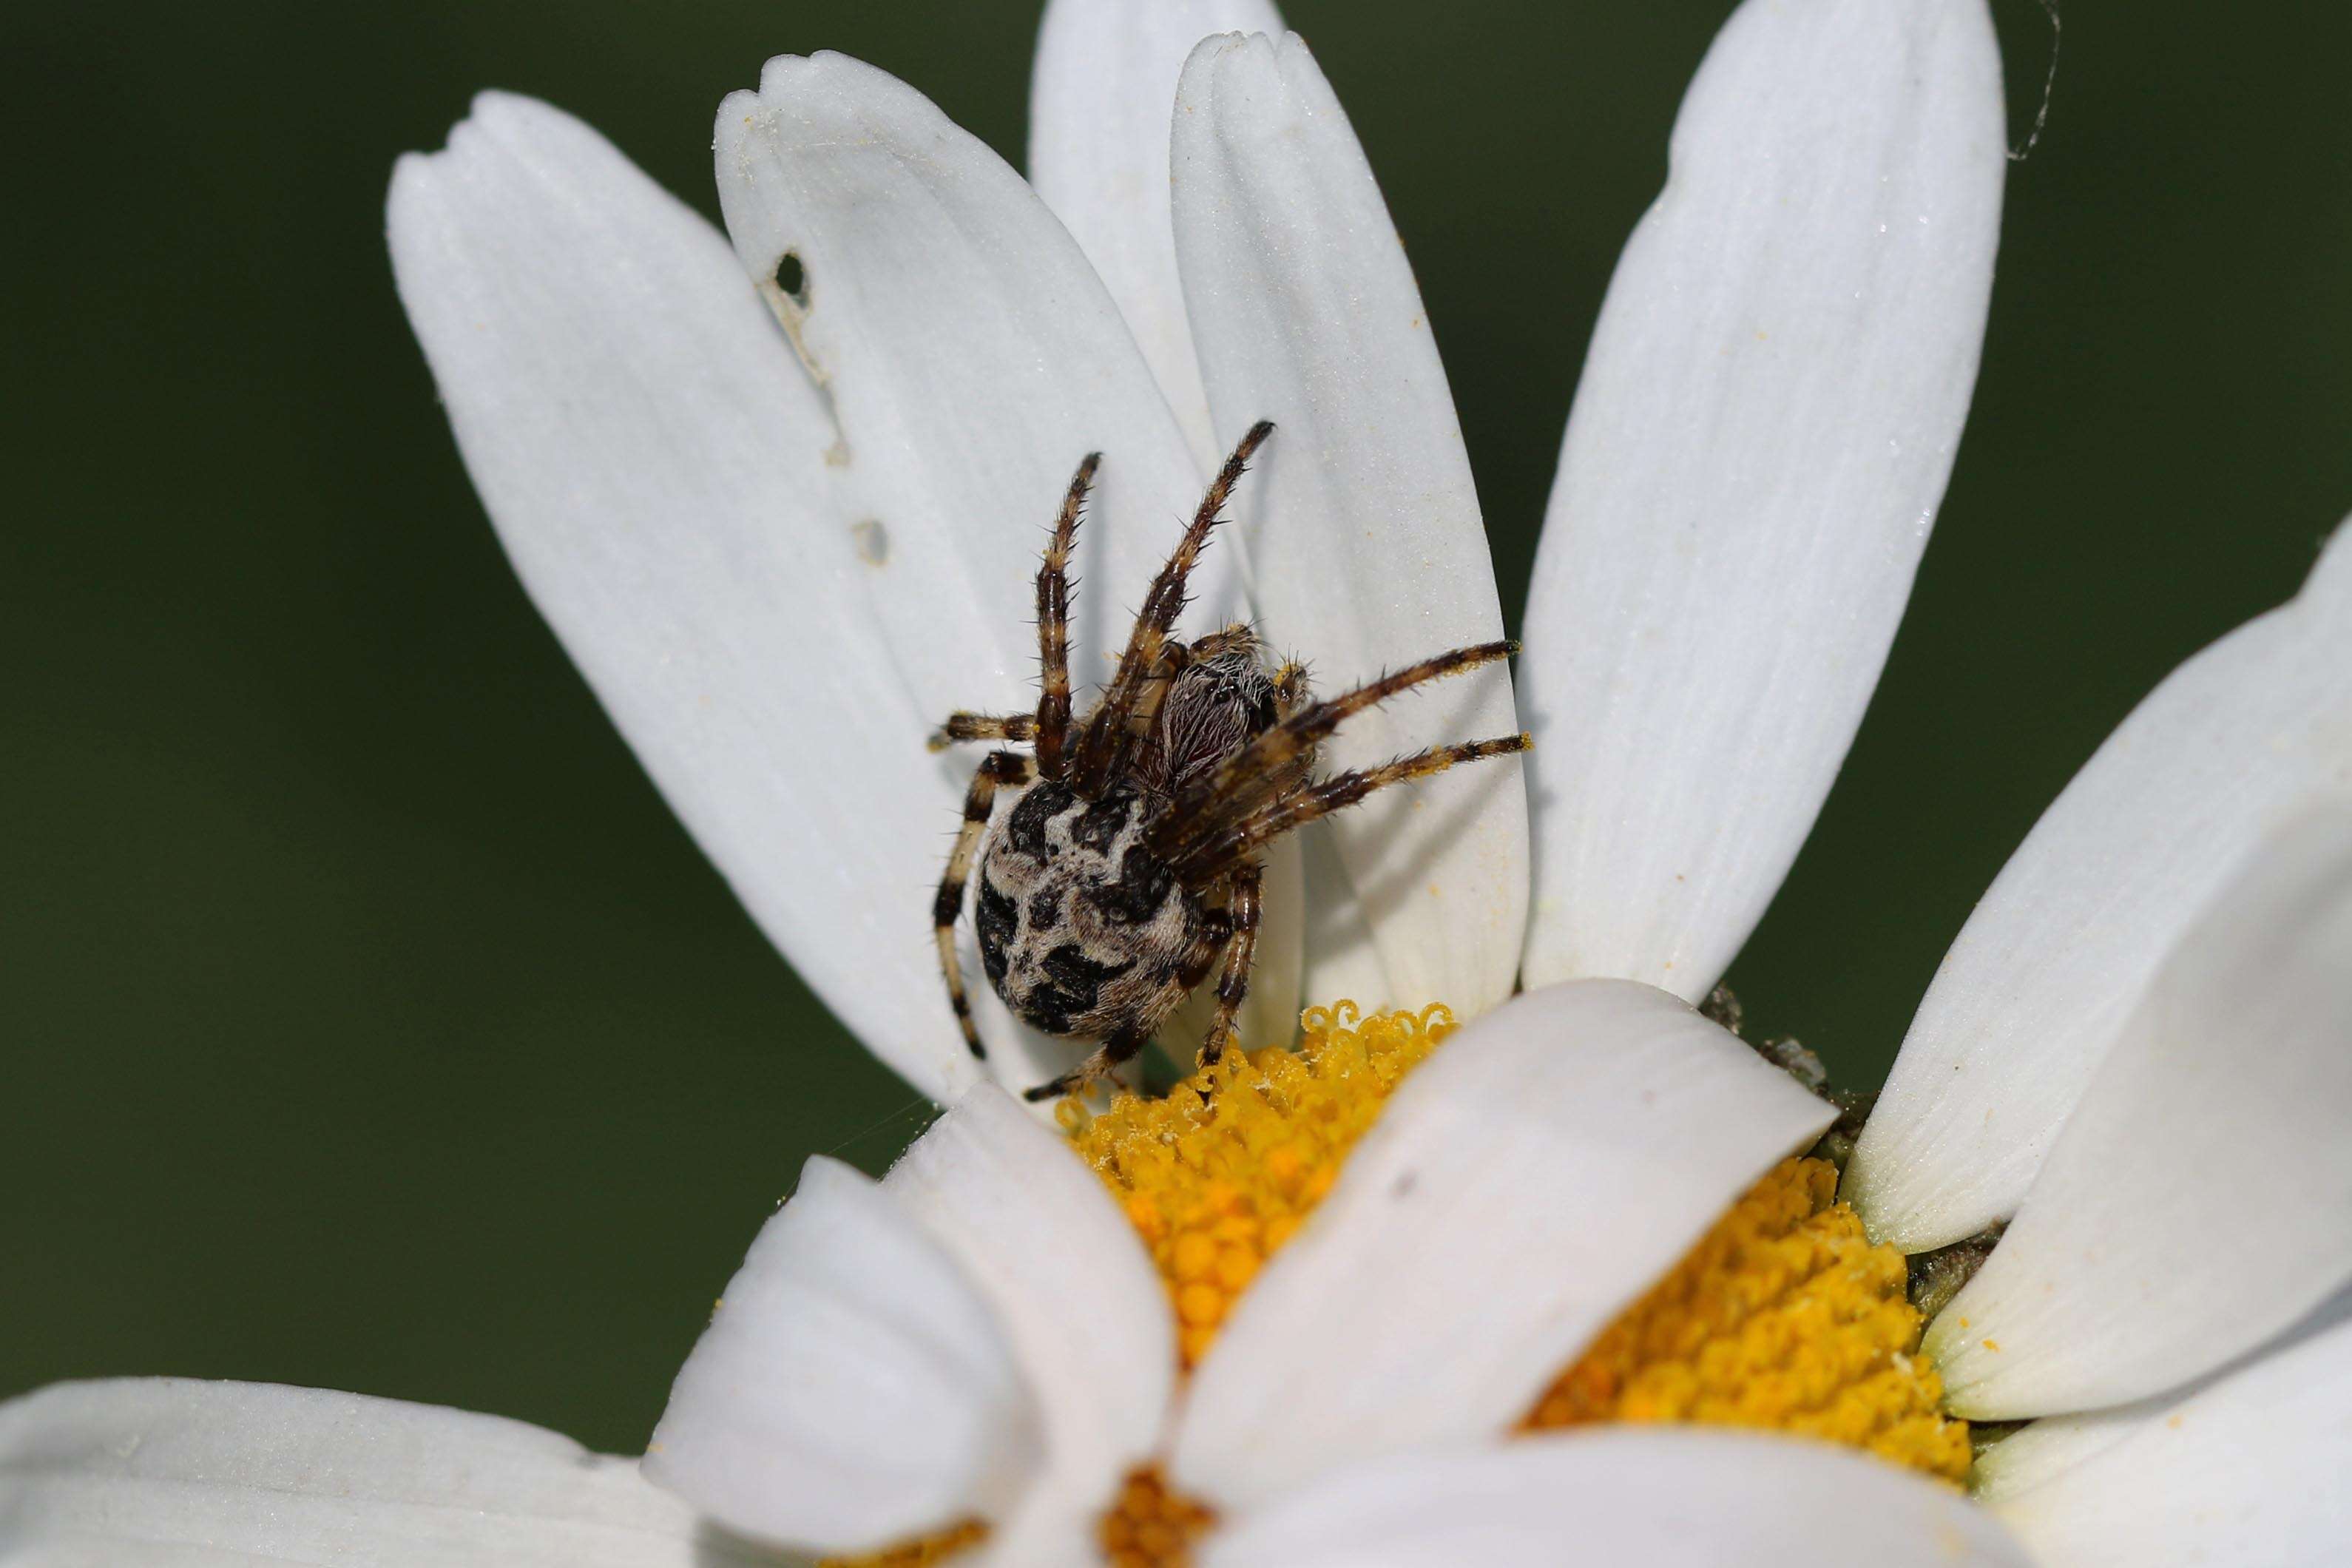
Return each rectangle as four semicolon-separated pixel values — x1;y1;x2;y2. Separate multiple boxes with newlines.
1065;1000;1453;1366
1524;1156;1973;1484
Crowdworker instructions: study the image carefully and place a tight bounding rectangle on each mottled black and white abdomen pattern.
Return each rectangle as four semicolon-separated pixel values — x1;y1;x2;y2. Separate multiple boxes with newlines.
975;781;1215;1040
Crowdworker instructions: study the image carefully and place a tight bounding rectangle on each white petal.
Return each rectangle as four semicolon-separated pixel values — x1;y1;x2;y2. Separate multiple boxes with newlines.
1029;0;1283;470
1170;979;1834;1508
643;1158;1038;1555
1978;1314;2352;1567
1852;526;2352;1250
959;1496;1105;1568
884;1085;1177;1528
716;53;1262;1095
1925;805;2352;1419
390;92;984;1102
1171;32;1529;1021
716;52;1238;678
1518;0;2005;1002
1246;831;1308;1052
1296;822;1390;1010
387;95;976;1103
1202;1429;2032;1568
393;71;1236;1107
0;1379;789;1567
1969;1284;2352;1506
1030;6;1314;1059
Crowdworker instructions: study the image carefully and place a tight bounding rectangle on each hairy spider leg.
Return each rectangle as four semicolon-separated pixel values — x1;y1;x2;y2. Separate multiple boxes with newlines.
1272;659;1311;711
927;711;1037;751
926;456;1097;761
1198;860;1264;1068
1232;655;1317;804
1180;733;1533;883
1129;626;1223;734
1021;1022;1155;1104
1033;452;1098;780
1148;639;1519;865
932;748;1036;1060
1072;420;1276;796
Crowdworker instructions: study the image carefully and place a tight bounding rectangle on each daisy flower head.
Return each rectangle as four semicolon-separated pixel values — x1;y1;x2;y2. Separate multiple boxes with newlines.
641;775;2352;1568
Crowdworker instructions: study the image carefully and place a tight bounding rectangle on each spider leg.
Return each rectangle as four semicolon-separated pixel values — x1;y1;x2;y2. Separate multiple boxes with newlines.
1033;452;1098;780
927;712;1038;751
1198;860;1264;1069
1021;1024;1152;1104
1177;733;1532;882
1073;420;1275;794
933;748;1036;1060
1149;640;1518;863
1271;659;1311;716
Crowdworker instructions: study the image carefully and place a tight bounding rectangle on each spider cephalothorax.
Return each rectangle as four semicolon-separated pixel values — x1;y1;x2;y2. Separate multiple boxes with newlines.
932;422;1529;1101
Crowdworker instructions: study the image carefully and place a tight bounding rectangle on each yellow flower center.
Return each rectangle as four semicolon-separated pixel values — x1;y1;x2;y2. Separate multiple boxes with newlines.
832;998;1967;1567
1097;1465;1217;1568
1522;1155;1971;1482
1065;1001;1453;1368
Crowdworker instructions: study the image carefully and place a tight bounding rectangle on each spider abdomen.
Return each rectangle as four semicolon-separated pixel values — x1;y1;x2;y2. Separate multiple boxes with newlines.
976;780;1213;1041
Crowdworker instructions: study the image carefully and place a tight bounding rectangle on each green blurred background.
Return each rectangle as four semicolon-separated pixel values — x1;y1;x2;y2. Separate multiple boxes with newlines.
6;0;2348;1454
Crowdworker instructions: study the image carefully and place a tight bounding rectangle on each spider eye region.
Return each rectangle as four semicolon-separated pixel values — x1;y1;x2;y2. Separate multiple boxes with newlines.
974;782;1205;1041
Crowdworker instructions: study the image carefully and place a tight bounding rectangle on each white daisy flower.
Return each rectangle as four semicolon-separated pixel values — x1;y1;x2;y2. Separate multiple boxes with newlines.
7;785;2347;1564
7;0;2347;1563
618;445;2352;1564
633;776;2352;1567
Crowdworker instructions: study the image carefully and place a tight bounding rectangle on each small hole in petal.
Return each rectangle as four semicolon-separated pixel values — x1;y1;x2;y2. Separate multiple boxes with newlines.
774;251;808;308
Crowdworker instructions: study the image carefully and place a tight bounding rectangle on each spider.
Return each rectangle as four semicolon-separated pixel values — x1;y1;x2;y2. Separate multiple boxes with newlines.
931;422;1530;1102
